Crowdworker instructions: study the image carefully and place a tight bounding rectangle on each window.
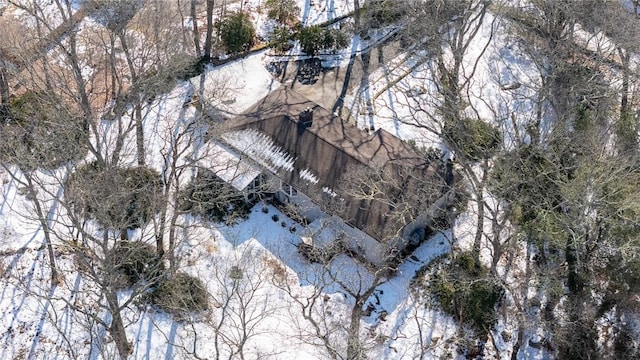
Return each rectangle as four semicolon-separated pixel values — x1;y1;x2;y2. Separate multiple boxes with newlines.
282;184;298;197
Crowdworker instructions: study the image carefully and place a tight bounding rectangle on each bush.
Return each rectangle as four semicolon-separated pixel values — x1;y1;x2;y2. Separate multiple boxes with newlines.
0;91;88;170
219;11;256;53
442;118;501;161
269;26;294;53
110;241;164;289
322;28;349;53
297;26;349;56
431;252;502;334
364;0;406;28
453;251;486;277
136;55;205;102
66;163;163;230
490;145;566;247
149;272;209;317
166;54;206;81
265;0;299;25
298;25;324;56
89;0;144;33
178;168;250;223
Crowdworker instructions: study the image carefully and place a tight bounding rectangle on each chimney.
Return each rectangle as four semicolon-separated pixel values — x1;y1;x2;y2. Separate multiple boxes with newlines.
299;107;313;128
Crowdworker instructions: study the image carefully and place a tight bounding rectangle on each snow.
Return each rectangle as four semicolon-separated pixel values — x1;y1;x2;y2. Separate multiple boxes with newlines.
299;168;319;184
0;152;465;360
191;51;282;118
4;0;74;30
222;129;297;173
200;142;262;192
0;0;600;358
237;0;357;33
344;12;545;151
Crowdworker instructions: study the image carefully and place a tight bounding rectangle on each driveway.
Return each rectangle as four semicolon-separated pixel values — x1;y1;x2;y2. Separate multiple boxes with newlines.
269;39;404;122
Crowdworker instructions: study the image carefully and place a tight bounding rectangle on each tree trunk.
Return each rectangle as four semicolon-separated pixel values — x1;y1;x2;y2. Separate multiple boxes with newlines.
617;47;635;153
204;0;215;60
346;285;378;360
168;208;179;270
191;0;201;56
24;172;59;286
105;291;130;359
353;0;361;31
511;327;522;360
346;298;365;360
0;66;9;106
155;208;166;260
619;48;629;122
134;104;145;166
64;31;105;165
116;33;146;168
473;184;484;263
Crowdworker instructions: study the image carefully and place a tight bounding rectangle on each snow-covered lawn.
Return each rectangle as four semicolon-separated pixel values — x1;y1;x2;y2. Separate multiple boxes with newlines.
343;12;544;152
194;51;282;118
0;181;462;359
0;36;464;358
0;0;580;358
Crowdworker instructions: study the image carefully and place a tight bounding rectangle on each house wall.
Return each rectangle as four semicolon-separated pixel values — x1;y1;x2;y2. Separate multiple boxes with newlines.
400;189;456;245
272;177;388;267
274;179;325;222
333;217;388;267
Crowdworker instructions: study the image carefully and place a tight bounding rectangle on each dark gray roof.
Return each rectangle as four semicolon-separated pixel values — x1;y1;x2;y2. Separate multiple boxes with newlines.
225;87;446;242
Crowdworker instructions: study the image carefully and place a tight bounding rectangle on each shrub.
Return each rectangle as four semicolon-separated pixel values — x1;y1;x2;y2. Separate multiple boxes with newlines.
269;25;294;53
431;252;502;334
490;145;566;247
178;168;250;223
297;26;349;56
66;163;163;230
364;0;406;28
453;251;486;277
219;11;256;53
298;25;324;56
110;241;164;289
136;55;205;102
322;28;349;53
149;272;209;317
442;118;501;161
90;0;144;33
166;54;206;81
265;0;299;25
0;91;88;170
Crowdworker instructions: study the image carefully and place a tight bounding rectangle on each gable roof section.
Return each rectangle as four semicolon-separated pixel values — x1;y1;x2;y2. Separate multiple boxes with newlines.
224;87;445;242
198;141;262;192
225;87;428;189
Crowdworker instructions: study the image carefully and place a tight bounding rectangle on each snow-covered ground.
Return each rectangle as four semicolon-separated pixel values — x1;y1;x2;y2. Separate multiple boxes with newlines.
0;172;462;359
343;12;545;152
193;51;282;118
0;0;594;358
0;34;465;358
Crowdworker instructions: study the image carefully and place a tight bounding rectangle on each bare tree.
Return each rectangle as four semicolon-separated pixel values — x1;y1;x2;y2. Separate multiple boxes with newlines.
59;165;165;359
191;0;202;56
204;0;215;60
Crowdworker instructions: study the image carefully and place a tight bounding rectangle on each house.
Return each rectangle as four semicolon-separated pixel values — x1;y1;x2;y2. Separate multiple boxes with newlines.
218;87;451;267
